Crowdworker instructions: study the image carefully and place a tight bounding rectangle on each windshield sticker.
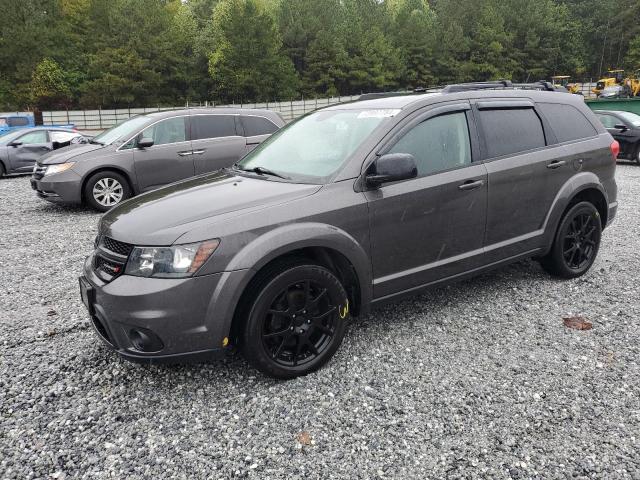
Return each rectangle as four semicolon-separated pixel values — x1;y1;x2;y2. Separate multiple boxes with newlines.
357;109;401;119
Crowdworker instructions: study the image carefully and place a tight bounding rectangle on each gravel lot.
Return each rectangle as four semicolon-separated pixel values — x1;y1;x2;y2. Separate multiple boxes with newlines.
1;165;639;479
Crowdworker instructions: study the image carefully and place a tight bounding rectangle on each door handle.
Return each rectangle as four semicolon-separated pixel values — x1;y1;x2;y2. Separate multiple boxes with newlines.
458;179;484;191
178;151;193;156
192;150;205;155
546;160;567;169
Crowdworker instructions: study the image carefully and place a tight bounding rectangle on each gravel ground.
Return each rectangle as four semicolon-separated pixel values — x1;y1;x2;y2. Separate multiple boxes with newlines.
1;165;639;479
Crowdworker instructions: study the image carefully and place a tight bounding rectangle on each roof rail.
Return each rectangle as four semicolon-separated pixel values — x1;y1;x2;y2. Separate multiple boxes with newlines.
358;87;439;101
442;80;560;93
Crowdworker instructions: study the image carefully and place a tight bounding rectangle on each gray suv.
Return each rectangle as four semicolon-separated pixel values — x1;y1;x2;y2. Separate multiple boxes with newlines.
80;87;618;378
31;108;284;211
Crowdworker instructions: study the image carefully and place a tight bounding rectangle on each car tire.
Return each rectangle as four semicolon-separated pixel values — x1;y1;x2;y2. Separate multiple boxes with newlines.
240;258;350;379
0;162;5;177
540;201;602;279
635;144;640;165
84;171;131;212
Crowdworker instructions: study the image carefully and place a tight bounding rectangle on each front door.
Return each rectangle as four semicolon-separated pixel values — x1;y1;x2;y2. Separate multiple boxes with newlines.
8;130;52;172
132;116;194;191
365;105;488;299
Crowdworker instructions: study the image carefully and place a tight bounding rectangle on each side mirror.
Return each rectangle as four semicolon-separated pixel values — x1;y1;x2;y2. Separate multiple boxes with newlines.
137;137;154;149
614;123;628;132
366;153;418;188
8;141;22;148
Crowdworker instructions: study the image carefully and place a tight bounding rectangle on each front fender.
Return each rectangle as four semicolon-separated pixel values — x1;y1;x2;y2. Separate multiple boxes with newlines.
203;222;373;342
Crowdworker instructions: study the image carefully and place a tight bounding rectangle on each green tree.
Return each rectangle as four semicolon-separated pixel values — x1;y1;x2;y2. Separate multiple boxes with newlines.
390;0;437;88
28;58;72;109
208;0;299;102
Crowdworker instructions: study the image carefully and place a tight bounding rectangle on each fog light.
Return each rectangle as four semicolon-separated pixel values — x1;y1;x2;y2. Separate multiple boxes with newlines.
128;327;164;352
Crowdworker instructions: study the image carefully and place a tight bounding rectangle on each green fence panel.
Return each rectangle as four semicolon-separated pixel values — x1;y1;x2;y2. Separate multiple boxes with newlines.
585;98;640;115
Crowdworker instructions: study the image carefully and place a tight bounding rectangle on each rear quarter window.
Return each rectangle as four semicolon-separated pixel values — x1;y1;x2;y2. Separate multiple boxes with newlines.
478;108;546;158
538;103;597;143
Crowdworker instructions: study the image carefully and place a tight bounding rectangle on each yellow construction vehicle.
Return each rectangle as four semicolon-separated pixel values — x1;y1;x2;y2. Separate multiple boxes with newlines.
592;69;625;96
551;75;582;95
624;69;640;97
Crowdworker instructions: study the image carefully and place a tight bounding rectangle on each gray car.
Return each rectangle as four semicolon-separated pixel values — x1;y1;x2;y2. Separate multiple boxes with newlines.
31;108;285;211
0;127;84;176
80;86;618;378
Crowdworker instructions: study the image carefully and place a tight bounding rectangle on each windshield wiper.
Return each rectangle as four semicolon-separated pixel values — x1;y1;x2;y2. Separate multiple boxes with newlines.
89;139;104;145
238;165;291;180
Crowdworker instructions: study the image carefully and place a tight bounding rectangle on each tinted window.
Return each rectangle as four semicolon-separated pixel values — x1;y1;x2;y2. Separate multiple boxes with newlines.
389;112;471;177
539;103;597;143
9;117;29;127
192;115;236;140
18;130;48;144
241;116;278;136
479;108;545;158
141;117;186;146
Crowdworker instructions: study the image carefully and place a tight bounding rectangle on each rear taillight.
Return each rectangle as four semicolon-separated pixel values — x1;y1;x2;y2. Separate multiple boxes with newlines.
610;140;620;161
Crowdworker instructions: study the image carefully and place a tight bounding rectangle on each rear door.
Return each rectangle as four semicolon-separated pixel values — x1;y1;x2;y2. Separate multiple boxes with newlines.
239;114;280;154
132;115;194;191
477;100;597;261
366;103;489;298
7;129;52;172
191;114;246;174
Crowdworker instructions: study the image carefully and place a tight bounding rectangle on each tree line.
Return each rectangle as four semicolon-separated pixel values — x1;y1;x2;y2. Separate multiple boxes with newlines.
1;0;639;111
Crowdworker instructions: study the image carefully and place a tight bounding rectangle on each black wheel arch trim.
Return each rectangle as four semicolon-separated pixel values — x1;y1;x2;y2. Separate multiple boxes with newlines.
200;223;372;346
540;172;609;255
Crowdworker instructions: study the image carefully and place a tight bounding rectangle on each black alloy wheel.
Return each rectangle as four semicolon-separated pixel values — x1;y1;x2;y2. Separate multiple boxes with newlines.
262;279;338;368
241;260;349;379
540;201;602;278
562;212;598;270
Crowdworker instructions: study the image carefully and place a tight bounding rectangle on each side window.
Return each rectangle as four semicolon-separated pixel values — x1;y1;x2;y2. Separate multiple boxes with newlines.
17;130;48;144
141;117;186;146
389;111;471;177
538;103;597;143
9;117;29;127
597;114;620;129
192;115;236;140
241;116;278;136
478;108;546;158
50;131;79;143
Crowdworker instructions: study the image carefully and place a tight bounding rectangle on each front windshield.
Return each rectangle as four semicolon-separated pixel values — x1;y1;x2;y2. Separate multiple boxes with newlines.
237;108;397;183
93;115;152;145
617;111;640;127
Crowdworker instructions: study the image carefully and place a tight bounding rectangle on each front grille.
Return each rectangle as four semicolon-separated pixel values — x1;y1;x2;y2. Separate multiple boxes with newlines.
101;236;133;256
94;255;125;281
32;164;47;180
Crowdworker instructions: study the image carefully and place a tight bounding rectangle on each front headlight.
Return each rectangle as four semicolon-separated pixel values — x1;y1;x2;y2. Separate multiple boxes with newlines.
124;239;220;278
45;162;75;176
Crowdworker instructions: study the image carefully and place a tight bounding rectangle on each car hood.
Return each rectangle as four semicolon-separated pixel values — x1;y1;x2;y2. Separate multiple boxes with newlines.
39;143;106;165
100;170;322;245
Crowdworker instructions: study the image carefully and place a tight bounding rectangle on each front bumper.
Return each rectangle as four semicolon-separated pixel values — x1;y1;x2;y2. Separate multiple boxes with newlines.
81;255;248;363
31;169;82;205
